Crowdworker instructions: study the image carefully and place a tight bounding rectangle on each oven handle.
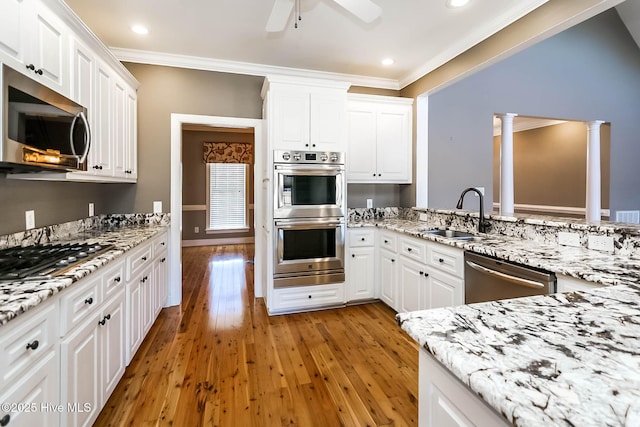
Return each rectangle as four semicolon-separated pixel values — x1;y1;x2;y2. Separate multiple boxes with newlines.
274;164;344;175
275;220;343;229
465;260;545;289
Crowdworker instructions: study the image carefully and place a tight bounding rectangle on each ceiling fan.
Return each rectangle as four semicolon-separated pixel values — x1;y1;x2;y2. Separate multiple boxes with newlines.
266;0;382;32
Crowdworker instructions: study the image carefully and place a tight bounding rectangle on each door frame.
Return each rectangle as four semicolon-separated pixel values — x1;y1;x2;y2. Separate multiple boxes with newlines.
168;113;264;306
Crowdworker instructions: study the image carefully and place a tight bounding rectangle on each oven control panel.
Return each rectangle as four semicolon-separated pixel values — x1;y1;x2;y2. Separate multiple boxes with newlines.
274;150;344;164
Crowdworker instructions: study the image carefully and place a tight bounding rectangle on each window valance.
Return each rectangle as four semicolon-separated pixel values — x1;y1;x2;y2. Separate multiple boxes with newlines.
203;142;254;164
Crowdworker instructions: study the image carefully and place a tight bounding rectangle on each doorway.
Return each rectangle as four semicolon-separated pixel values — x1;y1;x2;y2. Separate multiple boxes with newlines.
169;114;264;307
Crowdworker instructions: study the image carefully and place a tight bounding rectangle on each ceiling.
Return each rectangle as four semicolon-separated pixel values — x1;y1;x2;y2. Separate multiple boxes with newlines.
62;0;551;89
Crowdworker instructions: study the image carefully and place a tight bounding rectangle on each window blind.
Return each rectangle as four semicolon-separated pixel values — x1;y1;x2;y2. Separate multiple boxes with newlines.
208;163;247;230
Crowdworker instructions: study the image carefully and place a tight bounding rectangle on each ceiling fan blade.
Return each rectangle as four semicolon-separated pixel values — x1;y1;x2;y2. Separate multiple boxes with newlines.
333;0;382;23
266;0;295;32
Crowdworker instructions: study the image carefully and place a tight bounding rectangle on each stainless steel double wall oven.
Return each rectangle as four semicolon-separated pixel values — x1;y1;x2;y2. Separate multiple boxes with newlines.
273;150;346;288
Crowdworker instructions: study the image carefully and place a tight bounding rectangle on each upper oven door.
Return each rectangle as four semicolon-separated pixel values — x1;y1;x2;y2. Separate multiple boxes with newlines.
273;164;345;218
274;218;345;275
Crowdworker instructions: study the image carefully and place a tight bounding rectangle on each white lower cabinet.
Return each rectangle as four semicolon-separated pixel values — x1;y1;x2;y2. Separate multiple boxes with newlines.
100;289;126;403
0;351;59;427
347;229;376;302
428;270;463;310
398;257;429;313
420;350;509;427
378;248;398;310
271;284;345;313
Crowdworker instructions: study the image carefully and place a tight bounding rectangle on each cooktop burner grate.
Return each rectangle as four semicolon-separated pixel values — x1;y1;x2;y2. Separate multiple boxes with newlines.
0;243;114;282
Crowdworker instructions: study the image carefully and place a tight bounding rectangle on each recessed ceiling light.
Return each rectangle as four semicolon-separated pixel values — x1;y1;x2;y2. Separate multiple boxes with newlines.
131;24;149;35
381;58;394;66
446;0;470;8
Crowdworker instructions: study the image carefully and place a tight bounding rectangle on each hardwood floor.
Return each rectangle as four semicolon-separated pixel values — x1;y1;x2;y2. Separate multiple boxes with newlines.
94;245;419;426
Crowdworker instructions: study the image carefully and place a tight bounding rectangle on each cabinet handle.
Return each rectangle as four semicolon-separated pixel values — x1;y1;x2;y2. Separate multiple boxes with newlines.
391;259;395;262
105;314;111;321
372;173;376;177
35;69;43;75
26;64;35;71
439;258;444;263
312;144;316;147
419;271;424;275
0;414;10;426
142;256;148;261
361;237;365;241
352;254;355;258
114;276;121;283
378;173;381;176
84;297;93;305
305;144;309;147
161;258;166;262
384;240;388;243
26;340;39;351
407;248;412;252
99;318;106;326
308;295;312;299
161;242;166;246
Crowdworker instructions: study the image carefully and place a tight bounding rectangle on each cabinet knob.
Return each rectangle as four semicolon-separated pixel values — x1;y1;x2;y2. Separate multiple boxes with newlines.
142;256;148;261
35;69;43;75
419;271;424;275
114;276;121;283
99;318;106;326
84;297;93;305
26;64;35;71
378;173;381;176
161;258;166;263
407;248;412;252
439;258;444;263
105;314;111;320
0;414;10;426
308;295;312;299
26;340;39;351
384;240;388;243
391;259;395;262
305;144;309;147
352;254;355;258
361;237;365;241
161;242;166;246
312;144;316;147
372;173;376;177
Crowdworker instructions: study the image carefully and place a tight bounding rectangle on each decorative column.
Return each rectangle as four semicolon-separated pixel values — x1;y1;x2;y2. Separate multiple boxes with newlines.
586;120;604;223
498;113;517;216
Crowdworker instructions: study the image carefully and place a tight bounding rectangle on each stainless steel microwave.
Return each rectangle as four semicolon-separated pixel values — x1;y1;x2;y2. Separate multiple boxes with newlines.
1;64;91;172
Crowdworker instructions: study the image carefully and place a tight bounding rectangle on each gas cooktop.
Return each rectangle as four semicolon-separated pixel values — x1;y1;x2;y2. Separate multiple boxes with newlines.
0;243;114;282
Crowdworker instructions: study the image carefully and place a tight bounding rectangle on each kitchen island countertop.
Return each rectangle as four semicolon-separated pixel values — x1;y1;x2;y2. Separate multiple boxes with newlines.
397;283;640;426
0;224;167;326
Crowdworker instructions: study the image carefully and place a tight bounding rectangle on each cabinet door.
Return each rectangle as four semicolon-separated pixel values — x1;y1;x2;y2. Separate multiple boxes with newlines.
60;314;101;427
310;91;346;151
112;79;128;177
92;61;113;175
140;266;154;335
347;246;375;301
30;2;68;95
101;291;126;404
70;37;93;107
346;102;377;182
126;279;142;364
271;89;310;150
428;270;463;309
398;258;428;313
0;351;58;427
125;89;138;179
376;104;411;183
0;0;28;70
378;249;397;310
154;254;168;314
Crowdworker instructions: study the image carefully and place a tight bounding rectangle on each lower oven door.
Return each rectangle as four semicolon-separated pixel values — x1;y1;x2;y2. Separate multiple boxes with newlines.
273;218;345;287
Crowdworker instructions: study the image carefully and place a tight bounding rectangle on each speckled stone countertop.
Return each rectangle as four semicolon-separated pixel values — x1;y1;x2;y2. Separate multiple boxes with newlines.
0;224;168;326
349;218;640;287
397;285;640;426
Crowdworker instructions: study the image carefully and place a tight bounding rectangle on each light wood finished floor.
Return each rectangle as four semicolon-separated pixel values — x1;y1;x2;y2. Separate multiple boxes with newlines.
94;244;419;426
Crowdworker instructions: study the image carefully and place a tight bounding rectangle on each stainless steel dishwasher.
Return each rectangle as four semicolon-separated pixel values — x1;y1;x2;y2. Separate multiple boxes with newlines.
464;252;556;304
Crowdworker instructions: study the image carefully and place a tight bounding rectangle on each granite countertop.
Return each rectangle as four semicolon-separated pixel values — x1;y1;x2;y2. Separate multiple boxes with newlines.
397;284;640;426
0;224;168;326
349;218;640;287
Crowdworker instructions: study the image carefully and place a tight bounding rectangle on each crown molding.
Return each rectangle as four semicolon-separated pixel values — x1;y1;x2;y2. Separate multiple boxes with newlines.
110;48;401;90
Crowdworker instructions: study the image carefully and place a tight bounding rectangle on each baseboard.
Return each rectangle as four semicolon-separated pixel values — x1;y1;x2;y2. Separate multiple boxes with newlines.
181;237;255;247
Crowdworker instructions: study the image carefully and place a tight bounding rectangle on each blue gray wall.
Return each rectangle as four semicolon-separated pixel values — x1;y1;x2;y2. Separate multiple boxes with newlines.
427;9;640;217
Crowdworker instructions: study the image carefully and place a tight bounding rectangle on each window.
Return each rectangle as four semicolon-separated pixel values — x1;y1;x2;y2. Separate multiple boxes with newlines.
207;163;248;231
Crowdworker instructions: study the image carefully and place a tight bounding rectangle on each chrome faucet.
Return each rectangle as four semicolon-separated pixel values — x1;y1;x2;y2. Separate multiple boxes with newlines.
456;188;490;233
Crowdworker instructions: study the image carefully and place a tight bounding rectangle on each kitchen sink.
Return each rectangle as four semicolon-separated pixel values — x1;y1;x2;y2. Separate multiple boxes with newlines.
422;229;480;241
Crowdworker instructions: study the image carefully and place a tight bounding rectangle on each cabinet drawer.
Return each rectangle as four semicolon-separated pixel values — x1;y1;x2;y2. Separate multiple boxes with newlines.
0;301;57;390
272;284;345;313
153;232;168;257
428;244;464;278
127;243;153;281
399;236;428;264
379;230;398;252
60;274;102;336
349;229;375;247
103;260;125;301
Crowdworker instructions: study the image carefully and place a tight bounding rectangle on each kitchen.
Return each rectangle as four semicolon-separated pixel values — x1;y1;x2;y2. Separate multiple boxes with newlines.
2;0;640;426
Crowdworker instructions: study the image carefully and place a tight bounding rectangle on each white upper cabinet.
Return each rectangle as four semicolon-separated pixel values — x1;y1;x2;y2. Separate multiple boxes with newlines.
90;59;114;176
0;0;69;96
347;94;413;183
263;76;350;152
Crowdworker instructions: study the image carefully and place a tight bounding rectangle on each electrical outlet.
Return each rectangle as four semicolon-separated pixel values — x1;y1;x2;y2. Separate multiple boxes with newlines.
419;213;428;222
153;201;162;214
88;203;95;217
194;226;200;233
25;210;35;230
558;232;581;247
588;235;614;252
366;199;373;208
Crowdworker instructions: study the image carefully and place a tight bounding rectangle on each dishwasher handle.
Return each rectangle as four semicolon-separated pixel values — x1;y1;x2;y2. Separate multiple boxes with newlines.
465;260;545;289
